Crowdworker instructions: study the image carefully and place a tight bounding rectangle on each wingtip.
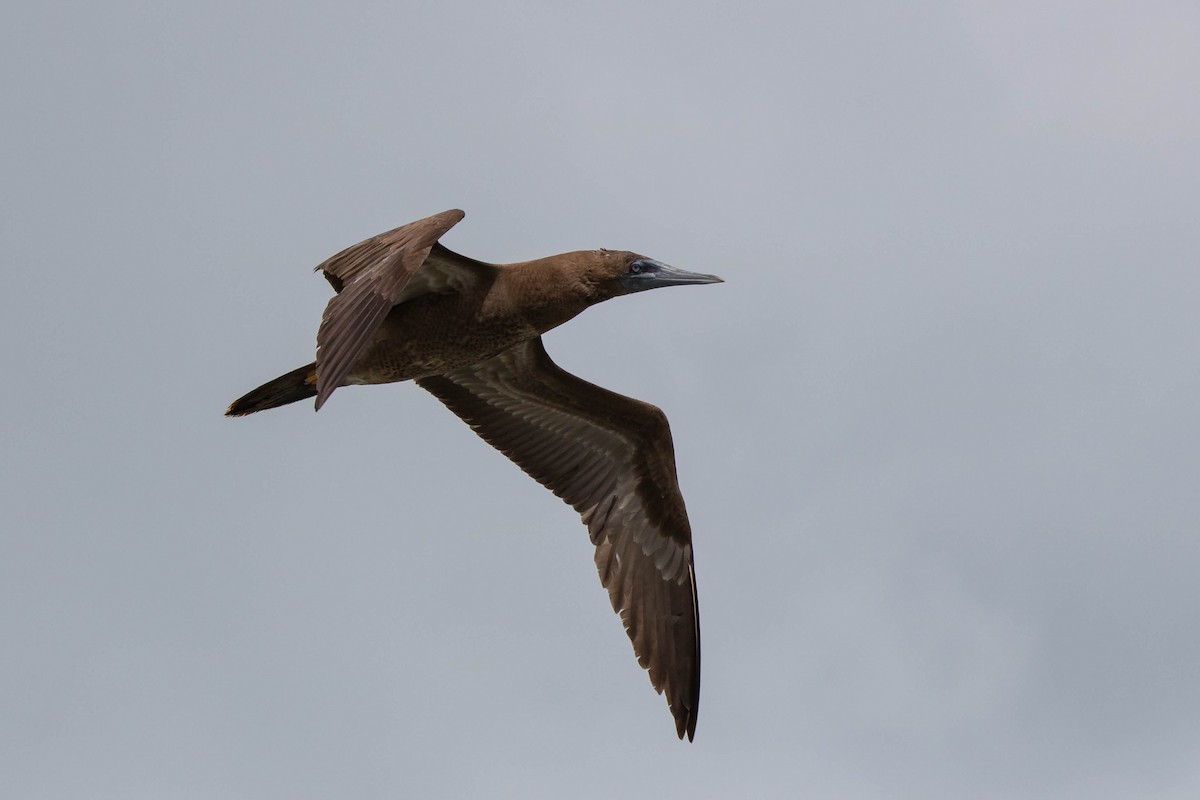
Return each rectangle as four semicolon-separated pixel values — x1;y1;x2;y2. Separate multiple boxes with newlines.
314;384;336;412
678;710;698;742
313;371;330;411
431;208;466;228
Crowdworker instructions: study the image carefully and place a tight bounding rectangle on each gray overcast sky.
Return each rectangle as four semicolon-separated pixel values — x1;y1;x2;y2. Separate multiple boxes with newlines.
3;1;1199;798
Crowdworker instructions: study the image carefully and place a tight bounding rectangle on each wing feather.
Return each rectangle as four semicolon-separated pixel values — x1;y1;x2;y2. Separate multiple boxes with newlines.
417;337;701;740
311;210;484;409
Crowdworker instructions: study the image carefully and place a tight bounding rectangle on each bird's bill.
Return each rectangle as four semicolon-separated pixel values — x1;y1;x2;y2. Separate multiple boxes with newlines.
620;260;724;292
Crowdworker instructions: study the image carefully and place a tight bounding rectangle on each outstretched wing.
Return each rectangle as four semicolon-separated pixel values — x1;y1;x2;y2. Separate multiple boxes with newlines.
313;209;475;409
417;338;701;740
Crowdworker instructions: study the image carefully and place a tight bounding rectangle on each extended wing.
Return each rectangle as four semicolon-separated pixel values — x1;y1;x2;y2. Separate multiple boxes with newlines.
417;337;701;740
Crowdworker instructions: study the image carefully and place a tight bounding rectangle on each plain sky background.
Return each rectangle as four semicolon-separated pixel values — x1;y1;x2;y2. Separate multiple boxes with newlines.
3;2;1199;798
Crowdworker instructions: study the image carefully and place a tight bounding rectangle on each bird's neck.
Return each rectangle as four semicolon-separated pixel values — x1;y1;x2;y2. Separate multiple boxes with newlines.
499;259;609;334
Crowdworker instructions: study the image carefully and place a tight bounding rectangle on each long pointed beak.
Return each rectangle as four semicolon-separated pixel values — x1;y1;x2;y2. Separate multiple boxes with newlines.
619;259;724;292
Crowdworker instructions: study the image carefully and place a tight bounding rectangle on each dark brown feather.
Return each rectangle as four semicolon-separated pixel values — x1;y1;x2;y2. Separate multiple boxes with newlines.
314;210;466;408
417;337;700;740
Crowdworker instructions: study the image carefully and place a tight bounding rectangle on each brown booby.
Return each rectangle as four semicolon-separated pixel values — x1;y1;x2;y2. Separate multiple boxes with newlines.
226;209;721;740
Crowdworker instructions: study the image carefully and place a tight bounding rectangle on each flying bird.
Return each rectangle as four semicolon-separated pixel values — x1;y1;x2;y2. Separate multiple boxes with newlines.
226;209;720;740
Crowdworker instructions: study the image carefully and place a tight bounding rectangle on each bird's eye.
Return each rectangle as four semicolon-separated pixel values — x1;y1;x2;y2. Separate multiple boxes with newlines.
630;262;643;274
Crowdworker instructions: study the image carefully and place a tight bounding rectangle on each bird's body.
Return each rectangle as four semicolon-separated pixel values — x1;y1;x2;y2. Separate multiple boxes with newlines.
340;249;601;384
227;210;720;740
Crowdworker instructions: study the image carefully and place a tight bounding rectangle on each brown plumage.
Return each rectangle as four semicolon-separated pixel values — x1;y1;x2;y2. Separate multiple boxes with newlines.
226;209;721;740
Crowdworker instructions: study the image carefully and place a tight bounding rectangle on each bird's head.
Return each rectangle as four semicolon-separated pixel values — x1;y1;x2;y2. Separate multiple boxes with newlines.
578;249;723;302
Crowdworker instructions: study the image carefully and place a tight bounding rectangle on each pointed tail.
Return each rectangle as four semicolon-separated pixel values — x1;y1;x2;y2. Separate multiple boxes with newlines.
226;363;318;416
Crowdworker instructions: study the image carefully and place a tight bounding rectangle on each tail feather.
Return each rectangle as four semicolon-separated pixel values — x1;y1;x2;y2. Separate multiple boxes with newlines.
226;363;318;416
